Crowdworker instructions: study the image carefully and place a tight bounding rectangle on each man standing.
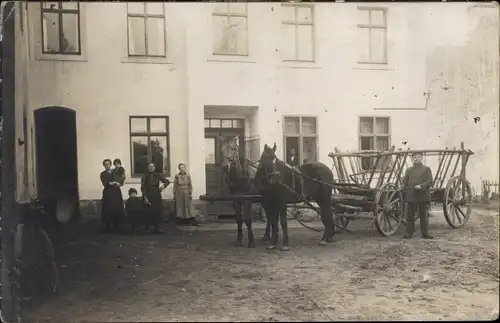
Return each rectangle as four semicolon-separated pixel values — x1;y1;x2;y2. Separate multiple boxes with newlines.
402;151;434;239
287;148;300;167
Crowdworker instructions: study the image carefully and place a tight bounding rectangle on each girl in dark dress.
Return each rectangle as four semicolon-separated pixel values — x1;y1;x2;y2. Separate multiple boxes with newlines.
113;158;126;185
141;162;170;234
100;159;125;232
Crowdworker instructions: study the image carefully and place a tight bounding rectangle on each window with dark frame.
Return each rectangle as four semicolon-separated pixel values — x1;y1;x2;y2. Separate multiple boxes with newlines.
41;1;81;55
283;116;317;164
204;118;244;129
359;116;390;170
129;116;170;177
127;2;167;57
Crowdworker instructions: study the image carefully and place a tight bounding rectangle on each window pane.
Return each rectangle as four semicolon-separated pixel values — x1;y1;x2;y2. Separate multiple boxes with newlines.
210;119;221;128
205;138;216;164
376;136;389;151
128;17;146;55
285;137;299;160
281;5;295;22
297;25;313;61
356;27;370;62
150;118;167;133
204;119;210;128
284;117;300;134
131;136;149;175
375;117;389;134
212;15;229;54
130;117;147;133
127;2;145;15
228;16;248;55
296;6;313;23
360;136;373;150
370;9;386;26
221;120;232;128
146;2;164;15
357;8;369;25
302;137;316;163
150;136;168;174
232;119;244;128
229;2;247;15
301;117;316;135
281;24;295;61
42;2;59;10
359;117;374;134
62;2;78;10
370;28;386;63
146;17;165;56
61;13;79;53
42;12;60;53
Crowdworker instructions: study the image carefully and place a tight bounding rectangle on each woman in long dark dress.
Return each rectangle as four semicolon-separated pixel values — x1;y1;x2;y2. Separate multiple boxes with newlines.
100;159;125;232
141;162;170;234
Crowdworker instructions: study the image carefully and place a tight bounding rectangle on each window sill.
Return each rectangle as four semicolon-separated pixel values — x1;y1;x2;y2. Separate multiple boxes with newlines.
279;62;321;70
35;53;87;62
353;62;392;71
208;55;256;64
121;57;174;65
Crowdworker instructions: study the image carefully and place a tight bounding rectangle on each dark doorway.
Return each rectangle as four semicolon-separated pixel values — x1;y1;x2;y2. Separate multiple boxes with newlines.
34;107;79;222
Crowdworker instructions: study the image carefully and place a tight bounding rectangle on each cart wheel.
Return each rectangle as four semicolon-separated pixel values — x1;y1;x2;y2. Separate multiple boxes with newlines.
443;176;472;228
374;183;404;237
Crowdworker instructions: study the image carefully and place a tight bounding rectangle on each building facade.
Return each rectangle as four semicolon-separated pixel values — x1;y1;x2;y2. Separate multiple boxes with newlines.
13;2;499;210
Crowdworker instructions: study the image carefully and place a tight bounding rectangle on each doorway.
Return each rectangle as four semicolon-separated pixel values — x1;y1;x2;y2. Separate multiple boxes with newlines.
34;107;79;222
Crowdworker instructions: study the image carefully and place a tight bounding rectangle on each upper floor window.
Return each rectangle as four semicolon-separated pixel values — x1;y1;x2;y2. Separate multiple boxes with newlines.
357;7;387;64
127;3;167;57
41;1;81;55
212;1;249;56
130;116;170;177
281;4;315;62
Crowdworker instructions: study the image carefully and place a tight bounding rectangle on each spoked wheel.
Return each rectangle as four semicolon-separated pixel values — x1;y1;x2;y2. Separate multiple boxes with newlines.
374;183;404;237
443;176;472;228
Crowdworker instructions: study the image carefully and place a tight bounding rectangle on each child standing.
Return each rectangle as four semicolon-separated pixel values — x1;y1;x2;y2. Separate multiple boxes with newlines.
174;163;197;226
125;188;143;234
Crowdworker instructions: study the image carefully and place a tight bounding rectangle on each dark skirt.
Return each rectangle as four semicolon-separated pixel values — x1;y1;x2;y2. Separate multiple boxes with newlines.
101;186;125;224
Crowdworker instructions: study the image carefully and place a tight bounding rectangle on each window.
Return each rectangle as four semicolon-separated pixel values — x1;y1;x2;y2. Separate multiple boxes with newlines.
359;116;390;170
129;116;170;177
357;7;387;64
204;118;244;129
212;1;249;56
283;116;317;164
127;2;167;57
281;4;314;62
41;1;81;55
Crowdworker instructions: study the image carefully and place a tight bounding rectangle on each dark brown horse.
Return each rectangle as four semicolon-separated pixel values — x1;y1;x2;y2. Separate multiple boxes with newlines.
220;137;256;248
255;143;335;250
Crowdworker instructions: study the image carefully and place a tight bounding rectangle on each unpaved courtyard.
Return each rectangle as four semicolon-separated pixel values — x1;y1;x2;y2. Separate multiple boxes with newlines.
24;207;499;322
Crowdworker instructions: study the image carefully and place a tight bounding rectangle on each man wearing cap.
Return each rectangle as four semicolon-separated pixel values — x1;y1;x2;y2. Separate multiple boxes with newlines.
402;151;434;239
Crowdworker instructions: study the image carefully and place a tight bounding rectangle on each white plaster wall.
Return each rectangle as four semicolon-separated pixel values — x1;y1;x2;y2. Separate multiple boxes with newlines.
15;2;497;200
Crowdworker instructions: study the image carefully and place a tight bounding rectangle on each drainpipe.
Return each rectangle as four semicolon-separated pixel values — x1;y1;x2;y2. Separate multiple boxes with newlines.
1;2;21;322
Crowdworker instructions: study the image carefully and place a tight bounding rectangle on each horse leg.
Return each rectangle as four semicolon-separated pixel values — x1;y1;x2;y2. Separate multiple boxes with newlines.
262;202;271;241
243;200;255;248
234;201;243;247
318;199;335;246
265;205;279;250
279;203;290;251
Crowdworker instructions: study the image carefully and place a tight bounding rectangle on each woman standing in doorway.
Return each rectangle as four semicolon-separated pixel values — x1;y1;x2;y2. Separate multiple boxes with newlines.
174;163;197;226
141;162;170;234
100;159;125;232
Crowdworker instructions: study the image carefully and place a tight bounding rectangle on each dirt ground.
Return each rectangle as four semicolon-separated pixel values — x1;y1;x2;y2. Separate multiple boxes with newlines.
23;205;499;322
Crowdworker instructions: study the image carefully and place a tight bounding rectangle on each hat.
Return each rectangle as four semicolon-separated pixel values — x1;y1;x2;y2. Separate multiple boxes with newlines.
411;151;423;157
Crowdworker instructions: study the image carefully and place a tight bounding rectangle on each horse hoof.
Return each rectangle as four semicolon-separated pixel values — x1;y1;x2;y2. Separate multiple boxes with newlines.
326;238;334;243
280;246;290;252
266;245;276;250
248;241;256;248
318;240;327;246
262;235;270;242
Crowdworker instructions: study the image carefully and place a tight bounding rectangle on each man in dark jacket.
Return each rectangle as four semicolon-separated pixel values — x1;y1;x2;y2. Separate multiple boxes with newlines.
286;148;300;167
402;152;434;239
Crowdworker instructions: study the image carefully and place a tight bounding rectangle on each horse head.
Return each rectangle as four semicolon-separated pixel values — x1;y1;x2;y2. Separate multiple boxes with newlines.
256;143;279;185
220;136;245;182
